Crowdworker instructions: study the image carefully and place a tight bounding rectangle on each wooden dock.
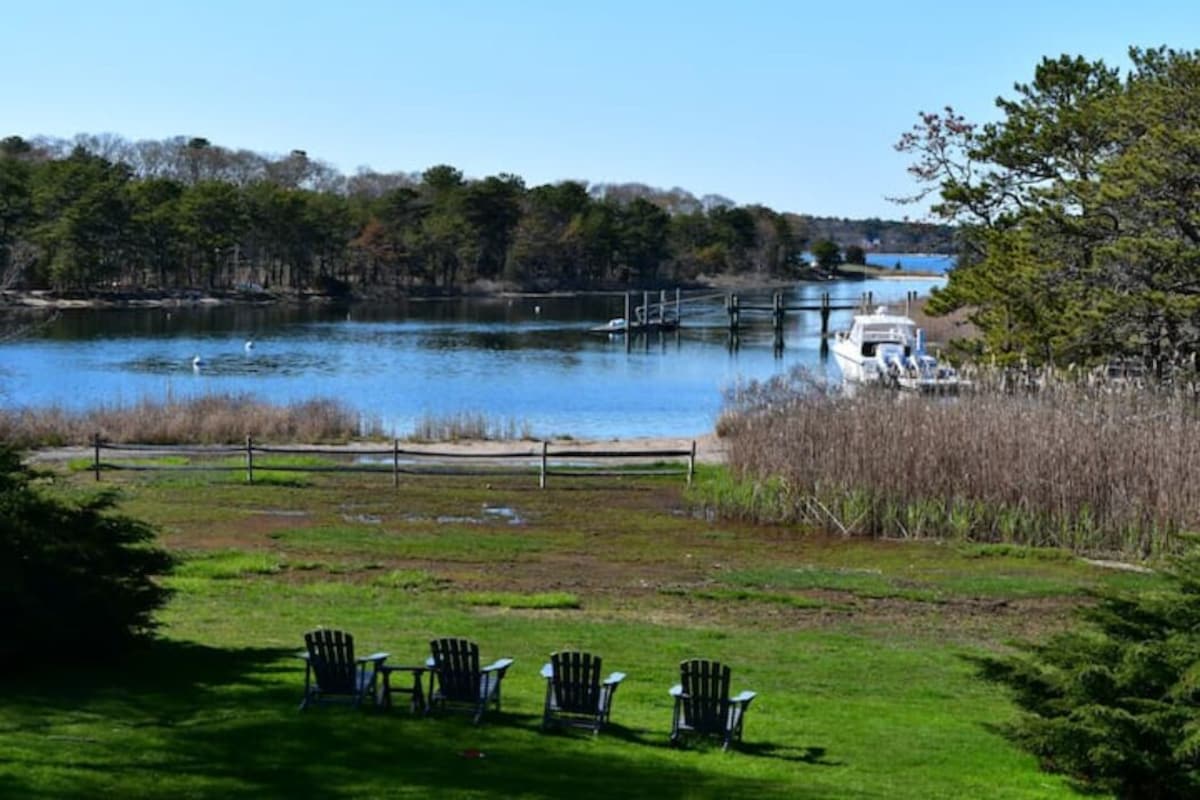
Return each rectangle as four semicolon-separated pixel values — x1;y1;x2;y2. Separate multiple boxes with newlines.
603;288;923;352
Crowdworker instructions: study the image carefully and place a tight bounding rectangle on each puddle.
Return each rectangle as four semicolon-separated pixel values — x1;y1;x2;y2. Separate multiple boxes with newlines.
342;514;383;525
482;506;525;525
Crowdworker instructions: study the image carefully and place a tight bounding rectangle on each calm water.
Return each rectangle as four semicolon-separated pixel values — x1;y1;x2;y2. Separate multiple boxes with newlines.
0;276;946;438
865;253;954;273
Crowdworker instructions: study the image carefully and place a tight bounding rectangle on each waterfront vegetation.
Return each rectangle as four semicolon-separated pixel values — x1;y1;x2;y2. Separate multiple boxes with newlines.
410;410;535;442
0;462;1161;798
0;134;950;299
716;369;1200;559
0;393;378;448
0;396;551;449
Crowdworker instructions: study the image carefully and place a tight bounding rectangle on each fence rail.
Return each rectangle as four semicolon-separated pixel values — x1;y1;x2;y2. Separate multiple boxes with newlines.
90;435;697;488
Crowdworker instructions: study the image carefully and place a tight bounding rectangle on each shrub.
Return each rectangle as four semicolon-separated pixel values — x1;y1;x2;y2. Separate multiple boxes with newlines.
976;546;1200;799
0;446;173;669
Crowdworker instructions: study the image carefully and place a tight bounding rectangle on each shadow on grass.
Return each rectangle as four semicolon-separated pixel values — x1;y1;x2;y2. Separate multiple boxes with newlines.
2;639;838;799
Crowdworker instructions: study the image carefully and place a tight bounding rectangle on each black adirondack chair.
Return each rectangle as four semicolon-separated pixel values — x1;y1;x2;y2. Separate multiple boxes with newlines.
298;629;388;710
540;650;626;734
427;638;514;723
669;659;757;750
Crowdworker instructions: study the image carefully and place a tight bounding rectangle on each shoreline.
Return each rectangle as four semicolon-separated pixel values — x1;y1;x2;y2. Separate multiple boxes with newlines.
0;269;945;311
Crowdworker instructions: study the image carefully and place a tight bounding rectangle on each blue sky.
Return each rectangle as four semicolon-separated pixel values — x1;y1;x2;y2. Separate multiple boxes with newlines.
3;0;1196;219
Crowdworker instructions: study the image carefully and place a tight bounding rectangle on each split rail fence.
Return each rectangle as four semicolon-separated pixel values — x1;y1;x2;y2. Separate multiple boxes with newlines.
90;435;697;488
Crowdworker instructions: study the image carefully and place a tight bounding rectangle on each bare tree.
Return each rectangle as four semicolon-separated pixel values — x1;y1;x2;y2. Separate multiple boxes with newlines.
0;240;56;342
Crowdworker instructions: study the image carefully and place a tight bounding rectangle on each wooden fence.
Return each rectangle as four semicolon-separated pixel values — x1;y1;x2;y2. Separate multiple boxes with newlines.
90;435;697;488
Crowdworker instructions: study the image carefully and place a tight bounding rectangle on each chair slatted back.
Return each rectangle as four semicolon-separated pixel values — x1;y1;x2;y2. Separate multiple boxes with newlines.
551;651;601;713
305;629;357;694
431;638;480;702
680;659;731;735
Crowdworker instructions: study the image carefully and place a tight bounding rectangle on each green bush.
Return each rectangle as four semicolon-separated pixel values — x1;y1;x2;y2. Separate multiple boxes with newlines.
0;447;173;668
977;546;1200;798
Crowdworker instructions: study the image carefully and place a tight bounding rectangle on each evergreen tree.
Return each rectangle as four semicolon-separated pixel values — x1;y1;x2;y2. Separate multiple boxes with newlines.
977;546;1200;799
0;447;173;669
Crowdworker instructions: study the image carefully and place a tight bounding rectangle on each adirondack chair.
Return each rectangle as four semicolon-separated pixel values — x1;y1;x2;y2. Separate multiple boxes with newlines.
426;638;514;723
540;650;626;734
298;629;389;710
669;659;757;750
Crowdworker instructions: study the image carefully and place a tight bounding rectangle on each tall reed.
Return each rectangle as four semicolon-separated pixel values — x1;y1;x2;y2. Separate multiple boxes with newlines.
0;394;379;447
408;411;533;442
715;369;1200;557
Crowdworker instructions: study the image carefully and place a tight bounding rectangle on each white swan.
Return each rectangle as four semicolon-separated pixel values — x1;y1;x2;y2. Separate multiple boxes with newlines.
192;354;204;369
244;339;255;352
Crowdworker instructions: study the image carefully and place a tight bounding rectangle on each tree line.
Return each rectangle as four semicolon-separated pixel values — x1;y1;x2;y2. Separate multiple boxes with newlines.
0;133;945;297
899;46;1200;374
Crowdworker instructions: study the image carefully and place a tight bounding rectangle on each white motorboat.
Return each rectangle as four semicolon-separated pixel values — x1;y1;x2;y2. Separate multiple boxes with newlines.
830;307;962;391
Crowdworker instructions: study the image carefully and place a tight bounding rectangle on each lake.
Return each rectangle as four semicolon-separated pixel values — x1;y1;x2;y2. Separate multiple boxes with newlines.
0;276;946;439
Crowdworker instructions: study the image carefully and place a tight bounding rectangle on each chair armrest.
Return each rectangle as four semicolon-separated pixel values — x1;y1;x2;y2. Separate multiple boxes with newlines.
603;672;626;686
358;652;389;665
731;690;757;706
297;651;311;661
669;684;684;698
482;657;514;673
540;663;553;679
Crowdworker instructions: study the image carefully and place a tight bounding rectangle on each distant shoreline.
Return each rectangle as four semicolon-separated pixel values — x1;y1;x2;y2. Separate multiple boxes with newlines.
0;268;945;311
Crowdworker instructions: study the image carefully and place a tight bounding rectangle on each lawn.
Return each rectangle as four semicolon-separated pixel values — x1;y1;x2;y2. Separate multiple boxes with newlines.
1;465;1153;798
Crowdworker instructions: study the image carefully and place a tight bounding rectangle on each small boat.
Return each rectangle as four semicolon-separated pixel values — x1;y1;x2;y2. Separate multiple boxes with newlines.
830;307;962;391
588;316;679;335
595;317;627;333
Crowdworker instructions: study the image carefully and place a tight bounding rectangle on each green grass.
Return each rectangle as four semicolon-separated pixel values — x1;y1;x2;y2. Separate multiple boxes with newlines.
176;550;285;579
458;591;581;609
1;466;1158;798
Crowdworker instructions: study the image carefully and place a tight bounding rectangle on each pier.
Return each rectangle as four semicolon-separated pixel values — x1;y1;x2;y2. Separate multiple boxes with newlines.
608;288;922;352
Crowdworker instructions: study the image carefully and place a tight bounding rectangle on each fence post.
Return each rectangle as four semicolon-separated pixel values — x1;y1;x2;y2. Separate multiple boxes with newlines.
93;432;101;481
539;441;548;489
624;292;632;352
687;440;696;487
245;435;254;484
393;438;400;489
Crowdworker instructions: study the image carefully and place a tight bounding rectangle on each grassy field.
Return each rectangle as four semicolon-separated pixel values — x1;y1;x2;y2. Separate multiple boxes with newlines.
1;464;1156;798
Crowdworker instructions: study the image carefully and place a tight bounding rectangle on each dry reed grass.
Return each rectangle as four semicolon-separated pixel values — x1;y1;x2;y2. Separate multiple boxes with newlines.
408;411;533;442
717;368;1200;557
0;394;378;447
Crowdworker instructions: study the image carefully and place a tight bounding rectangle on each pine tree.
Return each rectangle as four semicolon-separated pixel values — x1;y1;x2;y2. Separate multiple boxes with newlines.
978;547;1200;799
0;446;174;669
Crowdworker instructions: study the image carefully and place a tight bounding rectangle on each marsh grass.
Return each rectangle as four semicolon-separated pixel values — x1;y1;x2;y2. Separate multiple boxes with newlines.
409;411;534;442
0;393;378;447
715;368;1200;557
